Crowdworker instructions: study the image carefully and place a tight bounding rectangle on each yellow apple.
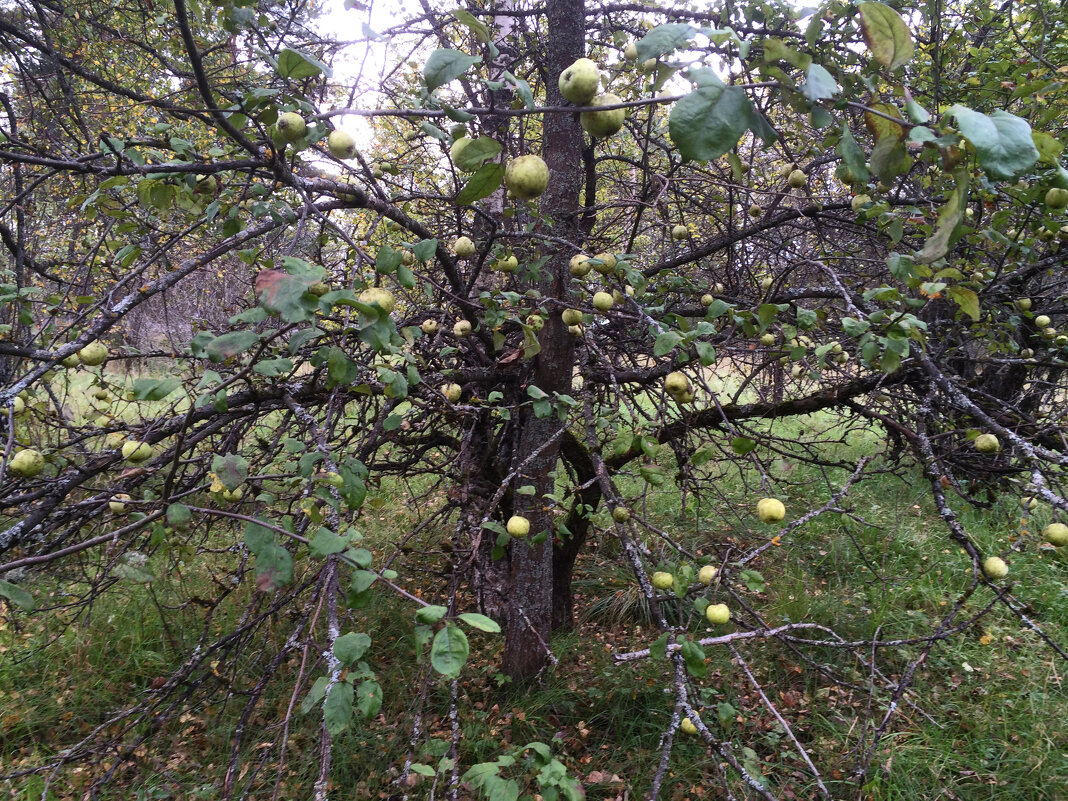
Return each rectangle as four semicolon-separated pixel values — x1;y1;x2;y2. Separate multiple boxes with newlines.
651;571;674;590
558;57;600;104
8;448;44;477
974;433;1000;453
982;556;1008;579
109;493;131;513
504;155;550;200
756;498;786;523
705;603;730;624
1043;522;1068;546
506;515;531;538
580;94;625;138
698;565;718;585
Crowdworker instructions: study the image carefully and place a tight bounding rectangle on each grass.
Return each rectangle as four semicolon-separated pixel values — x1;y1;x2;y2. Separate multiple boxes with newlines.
3;411;1068;799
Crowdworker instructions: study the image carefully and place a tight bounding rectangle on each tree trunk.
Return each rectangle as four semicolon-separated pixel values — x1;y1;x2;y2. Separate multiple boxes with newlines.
501;0;585;681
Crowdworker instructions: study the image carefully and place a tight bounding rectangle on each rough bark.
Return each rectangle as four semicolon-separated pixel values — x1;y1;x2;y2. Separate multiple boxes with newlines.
501;0;585;680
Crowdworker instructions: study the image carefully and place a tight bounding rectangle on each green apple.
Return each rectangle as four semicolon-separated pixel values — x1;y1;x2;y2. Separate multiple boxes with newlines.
675;389;696;404
760;276;774;292
760;333;776;346
506;514;531;538
671;224;689;240
592;252;617;275
401;250;416;266
756;497;786;523
562;308;583;326
327;129;356;159
974;433;1000;453
61;354;80;368
567;324;583;336
788;169;807;189
641;58;657;73
1043;522;1068;546
698;565;718;585
526;314;544;331
680;718;698;735
1020;496;1038;511
504;155;550;200
558;57;600;104
701;294;715;306
1045;187;1068;209
705;603;730;624
8;448;44;477
453;319;472;338
222;487;243;502
452;236;476;258
442;383;462;403
276;112;307;142
1015;298;1032;312
651;571;674;590
612;506;630;523
580;94;625;138
421;319;439;335
664;371;690;395
1035;315;1051;328
748;203;763;218
109;493;131;513
1020;348;1034;358
78;342;108;366
358;287;395;313
592;291;614;312
982;556;1008;580
569;254;592;277
624;42;638;61
495;255;519;273
121;440;154;463
11;396;24;415
308;281;330;297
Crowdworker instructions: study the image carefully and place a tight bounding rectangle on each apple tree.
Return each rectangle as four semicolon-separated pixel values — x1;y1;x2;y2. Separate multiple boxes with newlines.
1;0;1068;797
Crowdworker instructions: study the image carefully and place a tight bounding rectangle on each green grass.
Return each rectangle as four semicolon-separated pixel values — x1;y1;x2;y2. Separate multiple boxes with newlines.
3;412;1068;799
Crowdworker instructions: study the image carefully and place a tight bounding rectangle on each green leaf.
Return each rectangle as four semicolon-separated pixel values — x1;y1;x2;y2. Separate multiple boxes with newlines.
413;239;438;262
450;9;489;42
730;436;757;455
650;632;669;660
717;701;737;729
351;569;378;594
254;544;293;592
211;454;248;490
740;569;766;593
680;640;707;678
695;341;716;365
453;136;502;171
456;163;504;205
915;168;969;264
253;358;293;377
669;84;753;162
653;331;683;356
277;48;330;79
416;604;449;624
948;106;1040;180
0;578;34;610
1033;131;1063;165
458;612;501;633
858;2;914;70
301;676;329;714
836;124;870;185
424;48;481;93
205;331;260;362
356;679;382;719
430;624;470;677
166;503;191;527
334;632;372;664
324;681;354;736
635;23;697;62
309;527;348;557
801;63;838;102
131;377;181;401
947;285;980;322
